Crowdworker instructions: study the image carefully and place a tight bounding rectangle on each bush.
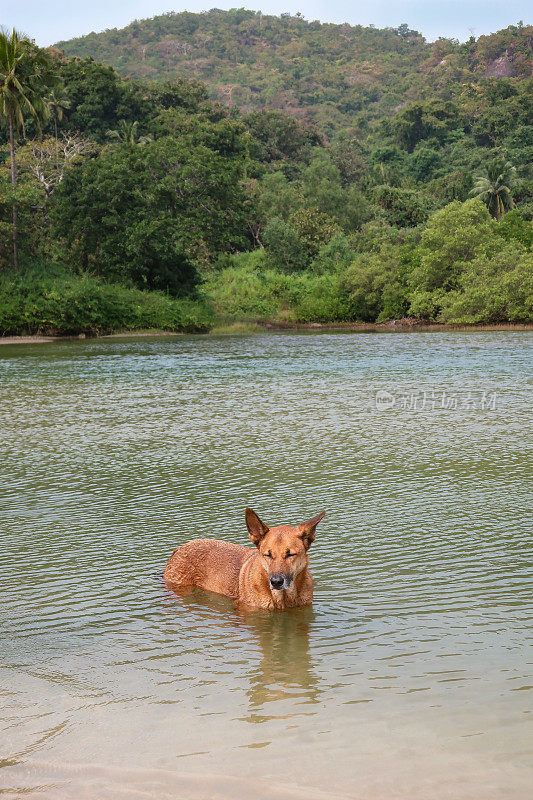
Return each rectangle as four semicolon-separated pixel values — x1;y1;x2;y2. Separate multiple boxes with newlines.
204;250;283;317
205;196;533;326
403;200;533;321
441;245;533;323
342;249;409;321
289;272;352;322
204;251;351;322
0;269;213;335
408;198;494;294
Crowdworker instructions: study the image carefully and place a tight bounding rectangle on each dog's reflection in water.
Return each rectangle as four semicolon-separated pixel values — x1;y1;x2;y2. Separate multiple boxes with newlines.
164;583;320;715
235;604;319;715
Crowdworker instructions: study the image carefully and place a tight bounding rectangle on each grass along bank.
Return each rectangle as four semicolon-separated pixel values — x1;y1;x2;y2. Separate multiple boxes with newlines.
0;269;213;336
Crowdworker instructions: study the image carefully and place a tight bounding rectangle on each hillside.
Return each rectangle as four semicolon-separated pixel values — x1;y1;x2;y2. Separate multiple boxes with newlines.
55;10;533;135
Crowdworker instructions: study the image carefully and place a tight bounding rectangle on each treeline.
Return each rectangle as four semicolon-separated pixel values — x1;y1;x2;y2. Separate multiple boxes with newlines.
0;21;532;335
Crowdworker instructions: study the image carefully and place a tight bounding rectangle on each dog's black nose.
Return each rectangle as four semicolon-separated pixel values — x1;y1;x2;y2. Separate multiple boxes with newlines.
270;574;284;590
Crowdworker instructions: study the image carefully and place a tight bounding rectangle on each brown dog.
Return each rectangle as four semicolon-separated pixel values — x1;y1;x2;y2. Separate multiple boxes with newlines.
163;508;325;610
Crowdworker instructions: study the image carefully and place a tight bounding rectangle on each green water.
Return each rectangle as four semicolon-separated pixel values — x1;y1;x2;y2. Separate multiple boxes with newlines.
0;332;531;800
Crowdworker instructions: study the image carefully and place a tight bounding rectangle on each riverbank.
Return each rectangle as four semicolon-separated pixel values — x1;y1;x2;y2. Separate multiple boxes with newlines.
228;319;533;333
2;319;532;345
0;330;184;345
3;258;531;341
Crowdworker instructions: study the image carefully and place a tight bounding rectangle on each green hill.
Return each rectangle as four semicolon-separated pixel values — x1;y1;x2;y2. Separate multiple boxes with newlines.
55;10;533;135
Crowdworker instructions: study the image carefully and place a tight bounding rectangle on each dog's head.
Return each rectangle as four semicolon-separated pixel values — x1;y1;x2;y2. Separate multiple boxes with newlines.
245;508;325;591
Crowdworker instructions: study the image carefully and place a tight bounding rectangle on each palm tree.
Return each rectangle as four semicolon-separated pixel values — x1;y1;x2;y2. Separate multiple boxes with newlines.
0;27;58;269
470;159;516;220
48;85;70;171
106;119;153;146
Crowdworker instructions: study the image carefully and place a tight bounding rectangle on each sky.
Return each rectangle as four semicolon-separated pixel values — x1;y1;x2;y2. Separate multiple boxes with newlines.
1;0;530;47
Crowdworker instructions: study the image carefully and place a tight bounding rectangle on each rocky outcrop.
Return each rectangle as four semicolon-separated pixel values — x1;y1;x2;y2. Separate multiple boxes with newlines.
485;55;517;78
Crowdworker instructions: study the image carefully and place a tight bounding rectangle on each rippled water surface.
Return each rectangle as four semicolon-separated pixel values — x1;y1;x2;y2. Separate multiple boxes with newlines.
0;331;532;800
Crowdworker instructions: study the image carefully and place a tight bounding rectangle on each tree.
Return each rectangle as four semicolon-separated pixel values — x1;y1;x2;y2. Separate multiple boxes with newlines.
496;209;532;250
0;27;58;269
262;217;307;271
409;199;494;293
373;185;435;227
391;100;460;151
53;137;249;292
10;133;95;238
244;110;321;172
106;119;152;146
289;206;341;260
301;149;371;231
139;78;208;112
342;248;409;321
48;84;70;170
263;207;340;272
60;58;141;141
470;158;516;219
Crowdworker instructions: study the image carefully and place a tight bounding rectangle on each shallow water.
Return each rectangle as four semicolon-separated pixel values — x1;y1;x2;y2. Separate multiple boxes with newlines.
0;331;531;800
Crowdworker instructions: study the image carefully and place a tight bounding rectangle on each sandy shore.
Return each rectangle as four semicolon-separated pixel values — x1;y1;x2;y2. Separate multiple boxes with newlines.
1;321;532;345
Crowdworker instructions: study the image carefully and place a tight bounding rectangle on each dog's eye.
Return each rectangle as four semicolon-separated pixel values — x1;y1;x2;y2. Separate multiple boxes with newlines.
264;552;273;559
285;552;296;558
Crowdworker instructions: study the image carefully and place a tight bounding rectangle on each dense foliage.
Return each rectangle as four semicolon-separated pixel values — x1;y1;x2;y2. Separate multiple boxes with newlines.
206;201;532;324
0;13;532;333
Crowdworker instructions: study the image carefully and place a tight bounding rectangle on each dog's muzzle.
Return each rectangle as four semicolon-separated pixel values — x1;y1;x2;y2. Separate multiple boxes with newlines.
269;574;292;591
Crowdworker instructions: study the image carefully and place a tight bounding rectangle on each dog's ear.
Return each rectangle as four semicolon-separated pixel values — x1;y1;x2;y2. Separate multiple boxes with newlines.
298;511;326;551
246;508;269;547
